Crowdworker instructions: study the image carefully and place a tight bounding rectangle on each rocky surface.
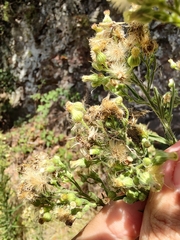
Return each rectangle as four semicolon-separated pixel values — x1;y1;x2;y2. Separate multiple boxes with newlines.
1;0;112;114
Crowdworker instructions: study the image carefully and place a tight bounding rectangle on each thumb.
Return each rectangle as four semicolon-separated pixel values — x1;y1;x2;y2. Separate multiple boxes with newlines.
139;141;180;240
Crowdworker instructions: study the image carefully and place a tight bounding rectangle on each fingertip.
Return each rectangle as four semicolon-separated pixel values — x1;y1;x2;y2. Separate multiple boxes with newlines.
72;200;146;240
162;140;180;189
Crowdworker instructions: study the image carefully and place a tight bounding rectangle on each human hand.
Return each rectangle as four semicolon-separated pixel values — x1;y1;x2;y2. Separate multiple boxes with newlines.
72;141;180;240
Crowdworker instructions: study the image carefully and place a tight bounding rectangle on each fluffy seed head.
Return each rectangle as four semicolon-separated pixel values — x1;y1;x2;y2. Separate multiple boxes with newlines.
108;62;130;82
105;41;127;62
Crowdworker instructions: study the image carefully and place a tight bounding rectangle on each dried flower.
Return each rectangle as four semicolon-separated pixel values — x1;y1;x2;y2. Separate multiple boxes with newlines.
101;96;124;119
54;206;74;223
20;167;49;193
109;140;128;162
163;92;171;104
89;38;108;53
112;25;125;40
141;38;158;55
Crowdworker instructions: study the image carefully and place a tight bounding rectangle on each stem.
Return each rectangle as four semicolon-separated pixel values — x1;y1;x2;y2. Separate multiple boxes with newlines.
81;119;89;129
131;73;177;145
159;119;176;144
174;0;180;9
142;55;156;92
165;4;180;17
67;176;105;206
169;84;176;125
121;103;129;121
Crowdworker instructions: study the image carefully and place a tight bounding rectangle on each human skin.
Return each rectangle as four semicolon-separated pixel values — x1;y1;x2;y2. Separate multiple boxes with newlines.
73;141;180;240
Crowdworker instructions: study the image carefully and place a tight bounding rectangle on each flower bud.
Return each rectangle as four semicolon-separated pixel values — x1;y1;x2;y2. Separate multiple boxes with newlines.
75;198;84;207
82;204;90;212
52;156;66;168
152;150;178;165
91;23;103;32
168;59;177;69
70;158;86;168
91;62;105;71
52;155;61;165
113;96;123;106
66;101;85;113
42;212;52;222
60;194;68;202
70;201;76;209
46;165;56;173
91;82;101;88
50;179;58;185
96;51;107;66
71;109;84;123
127;55;141;68
139;192;147;201
82;74;99;83
67;193;76;202
168;78;175;88
114;176;134;188
143;157;152;166
82;73;109;88
142;138;151;148
102;10;113;23
138;172;152;186
124;189;139;203
133;176;139;185
89;147;101;155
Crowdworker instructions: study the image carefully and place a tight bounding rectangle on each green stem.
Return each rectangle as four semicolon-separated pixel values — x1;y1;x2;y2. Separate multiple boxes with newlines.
142;55;157;92
165;4;180;17
121;103;129;121
174;0;180;9
67;176;105;206
169;84;176;125
131;73;176;145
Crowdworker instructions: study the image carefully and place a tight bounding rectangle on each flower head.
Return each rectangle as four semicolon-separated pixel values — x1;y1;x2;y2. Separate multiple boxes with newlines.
108;62;130;82
20;167;49;193
105;41;127;62
89;38;108;53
